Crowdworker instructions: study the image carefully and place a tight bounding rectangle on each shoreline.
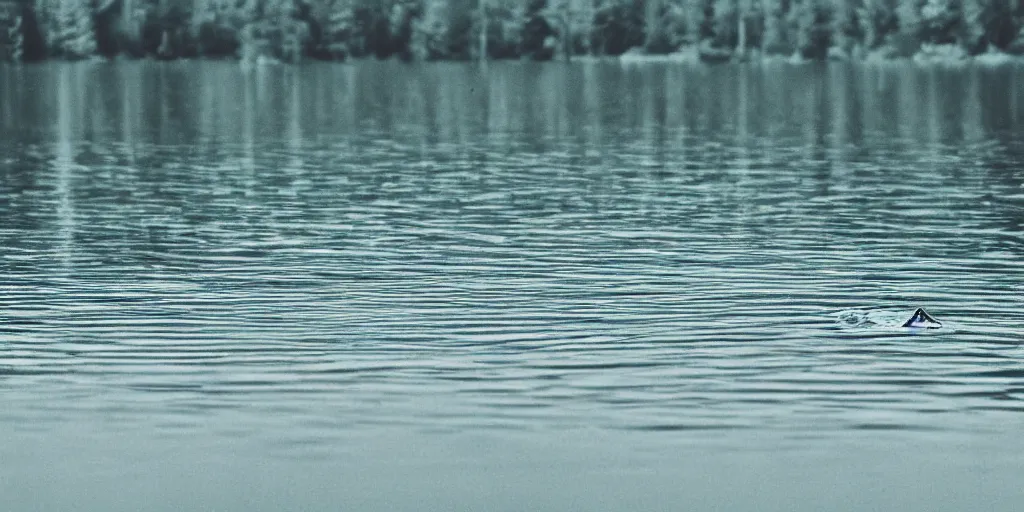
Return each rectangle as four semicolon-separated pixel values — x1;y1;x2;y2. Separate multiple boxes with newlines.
5;55;1020;70
5;45;1023;69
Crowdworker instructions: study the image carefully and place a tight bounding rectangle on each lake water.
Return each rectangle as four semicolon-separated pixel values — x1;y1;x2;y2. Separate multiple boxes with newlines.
1;60;1023;511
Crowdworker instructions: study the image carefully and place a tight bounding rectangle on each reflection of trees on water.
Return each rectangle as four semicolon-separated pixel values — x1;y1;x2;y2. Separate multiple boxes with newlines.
2;61;1020;159
119;63;142;156
285;67;305;182
0;62;1022;268
54;64;78;272
242;62;257;200
0;64;18;131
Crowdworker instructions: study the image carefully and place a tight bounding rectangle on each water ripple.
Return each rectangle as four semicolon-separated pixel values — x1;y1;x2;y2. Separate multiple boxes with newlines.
1;63;1024;456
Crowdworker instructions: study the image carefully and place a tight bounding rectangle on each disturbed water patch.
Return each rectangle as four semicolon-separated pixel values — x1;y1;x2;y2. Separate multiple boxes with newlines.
836;308;951;331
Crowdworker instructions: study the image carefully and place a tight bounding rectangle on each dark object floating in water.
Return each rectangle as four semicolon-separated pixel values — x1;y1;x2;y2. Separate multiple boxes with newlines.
902;308;942;329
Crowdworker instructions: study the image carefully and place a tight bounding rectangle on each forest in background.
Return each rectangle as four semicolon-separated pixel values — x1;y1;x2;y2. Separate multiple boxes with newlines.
0;0;1023;63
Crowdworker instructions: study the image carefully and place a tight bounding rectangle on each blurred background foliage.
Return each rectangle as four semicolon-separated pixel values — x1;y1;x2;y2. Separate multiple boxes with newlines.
0;0;1022;62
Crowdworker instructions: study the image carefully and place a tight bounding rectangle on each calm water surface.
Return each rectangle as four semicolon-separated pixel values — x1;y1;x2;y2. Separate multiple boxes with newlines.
1;60;1024;511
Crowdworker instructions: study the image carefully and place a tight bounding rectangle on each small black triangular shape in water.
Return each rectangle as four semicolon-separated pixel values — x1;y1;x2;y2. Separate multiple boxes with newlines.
903;308;942;328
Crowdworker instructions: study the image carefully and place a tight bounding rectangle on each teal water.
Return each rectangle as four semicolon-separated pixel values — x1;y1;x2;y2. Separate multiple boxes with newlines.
1;60;1024;511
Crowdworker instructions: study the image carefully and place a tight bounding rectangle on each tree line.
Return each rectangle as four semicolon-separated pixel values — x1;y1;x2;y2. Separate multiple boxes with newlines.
0;0;1022;63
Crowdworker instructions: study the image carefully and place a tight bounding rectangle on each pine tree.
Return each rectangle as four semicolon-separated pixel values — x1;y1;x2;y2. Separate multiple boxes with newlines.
307;0;355;59
858;0;897;49
38;0;97;59
962;0;1019;52
791;0;832;58
761;0;790;54
0;2;22;61
919;0;957;44
737;0;747;54
118;0;146;49
893;0;921;54
235;0;310;62
645;0;688;53
410;0;447;59
520;0;554;59
193;0;243;57
712;0;738;49
591;0;644;55
831;0;863;55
